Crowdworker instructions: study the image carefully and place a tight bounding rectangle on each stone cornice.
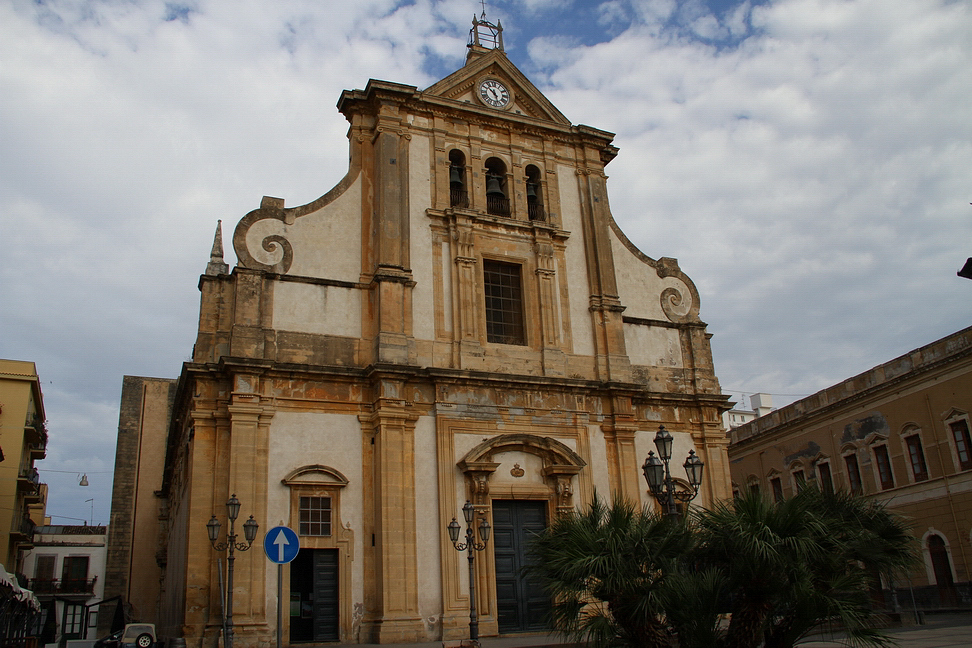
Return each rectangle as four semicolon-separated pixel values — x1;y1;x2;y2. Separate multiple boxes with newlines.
731;326;972;448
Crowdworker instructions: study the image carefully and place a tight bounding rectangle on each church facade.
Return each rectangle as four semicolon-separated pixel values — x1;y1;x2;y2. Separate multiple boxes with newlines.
107;23;730;647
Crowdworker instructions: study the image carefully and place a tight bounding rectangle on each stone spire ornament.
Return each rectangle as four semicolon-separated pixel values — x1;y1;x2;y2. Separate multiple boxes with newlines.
205;220;229;276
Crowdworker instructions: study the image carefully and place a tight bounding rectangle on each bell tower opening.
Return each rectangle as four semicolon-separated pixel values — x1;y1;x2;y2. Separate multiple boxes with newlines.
484;157;509;217
449;149;469;208
525;165;545;222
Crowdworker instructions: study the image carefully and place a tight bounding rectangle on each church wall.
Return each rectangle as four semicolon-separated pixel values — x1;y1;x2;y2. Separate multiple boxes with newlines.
608;228;695;323
243;176;363;279
556;163;595;358
159;468;190;641
409;134;436;343
413;414;443;634
586;424;613;501
266;410;366;641
623;323;683;368
271;280;362;338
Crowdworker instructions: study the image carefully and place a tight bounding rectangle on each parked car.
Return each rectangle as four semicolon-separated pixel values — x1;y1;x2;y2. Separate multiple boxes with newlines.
95;624;156;648
93;629;121;648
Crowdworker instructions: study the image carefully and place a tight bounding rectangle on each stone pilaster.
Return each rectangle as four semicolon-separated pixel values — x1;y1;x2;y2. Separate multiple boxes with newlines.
360;378;424;642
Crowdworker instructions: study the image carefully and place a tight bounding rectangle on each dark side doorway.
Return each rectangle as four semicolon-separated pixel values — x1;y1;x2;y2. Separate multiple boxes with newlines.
290;549;339;642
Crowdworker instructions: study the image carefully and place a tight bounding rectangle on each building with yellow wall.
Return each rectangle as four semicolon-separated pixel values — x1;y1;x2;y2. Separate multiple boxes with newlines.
0;360;49;576
729;326;972;609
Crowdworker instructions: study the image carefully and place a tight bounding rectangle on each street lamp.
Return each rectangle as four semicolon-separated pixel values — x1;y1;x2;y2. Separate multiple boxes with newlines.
642;425;704;517
447;501;491;644
207;494;259;648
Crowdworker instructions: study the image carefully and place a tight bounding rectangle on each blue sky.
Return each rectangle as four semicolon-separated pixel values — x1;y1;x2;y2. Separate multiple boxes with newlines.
1;0;970;527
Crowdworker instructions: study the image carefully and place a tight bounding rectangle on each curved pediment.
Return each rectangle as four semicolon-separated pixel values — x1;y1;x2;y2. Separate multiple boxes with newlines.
281;464;350;487
458;433;586;469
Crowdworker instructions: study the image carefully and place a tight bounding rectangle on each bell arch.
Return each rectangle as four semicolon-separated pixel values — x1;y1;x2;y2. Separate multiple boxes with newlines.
457;433;586;515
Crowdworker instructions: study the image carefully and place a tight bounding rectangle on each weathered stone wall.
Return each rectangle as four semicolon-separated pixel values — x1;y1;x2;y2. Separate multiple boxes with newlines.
101;375;175;633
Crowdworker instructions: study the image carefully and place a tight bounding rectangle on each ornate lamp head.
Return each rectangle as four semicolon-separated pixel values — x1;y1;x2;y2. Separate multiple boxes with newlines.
226;494;241;522
448;517;461;544
642;451;665;495
653;425;674;461
684;449;704;491
242;515;259;545
207;516;221;544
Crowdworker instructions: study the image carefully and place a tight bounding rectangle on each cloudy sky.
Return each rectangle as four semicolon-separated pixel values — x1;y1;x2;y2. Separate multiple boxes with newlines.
1;0;969;527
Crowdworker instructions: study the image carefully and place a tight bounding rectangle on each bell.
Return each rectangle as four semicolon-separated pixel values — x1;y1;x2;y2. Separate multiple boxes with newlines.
486;175;504;196
450;166;463;185
526;182;538;199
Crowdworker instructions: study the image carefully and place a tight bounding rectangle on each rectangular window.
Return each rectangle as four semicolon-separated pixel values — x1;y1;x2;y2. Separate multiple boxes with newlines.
483;260;525;345
793;470;806;493
873;445;894;490
950;420;972;471
770;477;784;503
845;453;862;494
33;555;57;595
61;556;89;593
299;496;332;536
63;604;84;636
904;435;929;481
748;482;760;496
817;462;834;494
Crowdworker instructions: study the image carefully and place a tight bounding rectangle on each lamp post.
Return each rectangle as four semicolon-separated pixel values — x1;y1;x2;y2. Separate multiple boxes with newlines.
642;425;704;517
447;501;491;644
206;494;259;648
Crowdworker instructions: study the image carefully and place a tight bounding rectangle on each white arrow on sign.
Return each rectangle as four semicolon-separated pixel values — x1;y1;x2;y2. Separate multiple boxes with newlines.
272;528;291;563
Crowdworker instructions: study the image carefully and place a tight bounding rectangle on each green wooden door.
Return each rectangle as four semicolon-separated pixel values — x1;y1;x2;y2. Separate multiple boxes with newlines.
492;500;550;633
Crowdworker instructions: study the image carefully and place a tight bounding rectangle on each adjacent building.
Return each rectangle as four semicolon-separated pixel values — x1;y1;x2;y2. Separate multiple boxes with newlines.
0;360;50;576
106;19;732;646
728;326;972;608
24;525;108;644
722;392;774;432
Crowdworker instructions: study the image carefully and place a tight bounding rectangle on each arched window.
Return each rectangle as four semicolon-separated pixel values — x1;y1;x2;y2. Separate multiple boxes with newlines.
525;164;545;221
448;149;468;208
484;157;510;216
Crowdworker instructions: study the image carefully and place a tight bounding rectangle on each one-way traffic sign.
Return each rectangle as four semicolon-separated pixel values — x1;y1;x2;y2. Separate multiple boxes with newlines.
264;526;300;564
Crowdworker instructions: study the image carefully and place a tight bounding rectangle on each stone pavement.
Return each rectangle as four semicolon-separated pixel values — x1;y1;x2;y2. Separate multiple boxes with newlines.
797;612;972;647
339;614;972;648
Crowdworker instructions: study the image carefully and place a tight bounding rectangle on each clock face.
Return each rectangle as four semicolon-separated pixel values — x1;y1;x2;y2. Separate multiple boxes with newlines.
478;79;511;108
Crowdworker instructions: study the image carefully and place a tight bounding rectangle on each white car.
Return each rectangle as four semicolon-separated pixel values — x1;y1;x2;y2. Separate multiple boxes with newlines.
120;624;156;648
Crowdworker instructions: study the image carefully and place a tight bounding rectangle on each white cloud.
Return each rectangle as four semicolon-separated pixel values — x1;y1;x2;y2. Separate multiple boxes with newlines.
2;0;970;523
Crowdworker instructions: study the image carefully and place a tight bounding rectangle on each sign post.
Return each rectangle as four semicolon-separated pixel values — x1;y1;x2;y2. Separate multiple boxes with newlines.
264;526;300;648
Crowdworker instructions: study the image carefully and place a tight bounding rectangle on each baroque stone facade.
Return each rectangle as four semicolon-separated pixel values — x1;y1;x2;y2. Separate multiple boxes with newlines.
113;36;730;647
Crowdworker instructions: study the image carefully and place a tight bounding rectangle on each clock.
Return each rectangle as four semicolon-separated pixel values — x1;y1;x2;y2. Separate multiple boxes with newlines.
478;78;511;109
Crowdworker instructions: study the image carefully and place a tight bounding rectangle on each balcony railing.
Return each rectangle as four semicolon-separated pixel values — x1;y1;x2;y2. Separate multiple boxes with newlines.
528;203;546;222
450;187;469;209
486;194;511;217
27;577;98;596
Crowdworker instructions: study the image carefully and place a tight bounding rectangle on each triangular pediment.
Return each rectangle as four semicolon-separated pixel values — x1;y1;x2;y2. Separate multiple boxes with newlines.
422;48;571;126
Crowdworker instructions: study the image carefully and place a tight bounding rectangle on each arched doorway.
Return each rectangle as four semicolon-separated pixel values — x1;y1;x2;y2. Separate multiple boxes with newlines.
927;534;957;605
458;434;586;634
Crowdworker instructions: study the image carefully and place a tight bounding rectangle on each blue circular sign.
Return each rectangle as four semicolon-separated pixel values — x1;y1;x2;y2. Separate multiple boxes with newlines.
264;526;300;564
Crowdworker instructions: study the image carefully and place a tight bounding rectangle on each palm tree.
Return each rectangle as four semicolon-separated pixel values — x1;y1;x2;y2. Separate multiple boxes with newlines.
695;488;917;648
528;489;916;648
526;493;698;648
